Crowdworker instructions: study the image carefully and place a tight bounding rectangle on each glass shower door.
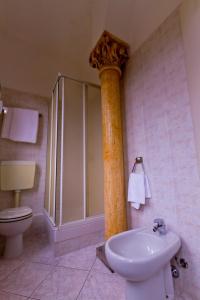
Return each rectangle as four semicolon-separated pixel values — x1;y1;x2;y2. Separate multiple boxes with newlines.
62;79;84;223
45;75;104;226
86;85;104;217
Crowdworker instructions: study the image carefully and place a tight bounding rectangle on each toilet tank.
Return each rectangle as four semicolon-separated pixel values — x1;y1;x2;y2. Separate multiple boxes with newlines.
0;161;36;191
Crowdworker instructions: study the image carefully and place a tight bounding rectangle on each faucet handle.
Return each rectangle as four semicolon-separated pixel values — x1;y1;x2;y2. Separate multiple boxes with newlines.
153;218;165;225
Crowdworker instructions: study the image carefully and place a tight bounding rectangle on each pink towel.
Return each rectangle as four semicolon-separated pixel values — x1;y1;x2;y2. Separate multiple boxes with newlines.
1;107;39;143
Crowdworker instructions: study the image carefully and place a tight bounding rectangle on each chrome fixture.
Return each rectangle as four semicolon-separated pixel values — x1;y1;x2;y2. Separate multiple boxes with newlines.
153;218;167;235
132;156;144;172
171;265;180;278
175;256;189;269
179;258;188;269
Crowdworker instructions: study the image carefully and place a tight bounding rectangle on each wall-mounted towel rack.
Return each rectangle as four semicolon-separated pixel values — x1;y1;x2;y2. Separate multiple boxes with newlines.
132;157;145;172
0;103;42;117
0;101;7;114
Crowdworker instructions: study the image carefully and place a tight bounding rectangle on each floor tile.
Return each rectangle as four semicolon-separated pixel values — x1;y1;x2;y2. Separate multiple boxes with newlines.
91;258;112;275
175;292;199;300
31;266;88;300
77;270;126;300
0;290;28;299
58;245;96;270
30;244;59;266
0;262;52;297
0;257;24;280
22;237;57;264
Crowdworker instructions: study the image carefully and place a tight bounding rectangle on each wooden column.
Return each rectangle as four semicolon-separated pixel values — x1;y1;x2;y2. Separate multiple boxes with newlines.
89;31;129;240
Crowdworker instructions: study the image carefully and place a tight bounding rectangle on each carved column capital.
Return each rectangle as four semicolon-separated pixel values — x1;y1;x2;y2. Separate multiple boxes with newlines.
89;31;129;75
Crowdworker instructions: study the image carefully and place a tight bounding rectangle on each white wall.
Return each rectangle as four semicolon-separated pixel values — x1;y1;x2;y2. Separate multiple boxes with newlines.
180;0;200;173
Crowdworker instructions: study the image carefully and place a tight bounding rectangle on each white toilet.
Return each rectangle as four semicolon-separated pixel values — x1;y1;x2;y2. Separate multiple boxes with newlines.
0;161;36;258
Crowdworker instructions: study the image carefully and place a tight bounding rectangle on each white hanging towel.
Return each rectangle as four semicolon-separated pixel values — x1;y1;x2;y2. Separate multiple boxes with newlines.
1;107;39;143
128;173;151;209
144;175;151;199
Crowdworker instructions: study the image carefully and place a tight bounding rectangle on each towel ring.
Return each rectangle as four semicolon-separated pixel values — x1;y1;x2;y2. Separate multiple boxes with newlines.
132;157;145;173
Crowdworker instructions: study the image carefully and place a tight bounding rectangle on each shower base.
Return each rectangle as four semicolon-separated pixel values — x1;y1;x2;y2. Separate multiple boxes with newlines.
44;211;104;256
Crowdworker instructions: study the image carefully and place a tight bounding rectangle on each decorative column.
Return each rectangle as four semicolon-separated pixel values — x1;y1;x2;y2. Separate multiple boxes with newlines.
89;31;129;240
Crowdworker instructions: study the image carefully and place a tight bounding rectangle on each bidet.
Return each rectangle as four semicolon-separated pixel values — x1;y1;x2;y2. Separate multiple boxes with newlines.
105;225;181;300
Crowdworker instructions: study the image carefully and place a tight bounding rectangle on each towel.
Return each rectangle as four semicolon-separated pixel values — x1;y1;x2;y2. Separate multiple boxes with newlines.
128;173;151;209
1;107;39;143
144;175;151;199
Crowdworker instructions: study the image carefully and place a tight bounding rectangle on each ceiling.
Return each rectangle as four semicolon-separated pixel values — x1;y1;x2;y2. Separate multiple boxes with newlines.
0;0;92;60
0;0;182;96
90;0;182;52
0;0;183;56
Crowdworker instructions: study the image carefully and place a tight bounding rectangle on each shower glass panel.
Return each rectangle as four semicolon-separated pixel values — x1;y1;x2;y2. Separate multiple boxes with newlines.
86;86;104;217
62;79;84;223
46;75;104;226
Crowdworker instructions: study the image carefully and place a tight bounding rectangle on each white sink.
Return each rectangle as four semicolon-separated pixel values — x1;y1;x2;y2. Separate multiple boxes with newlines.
105;227;181;300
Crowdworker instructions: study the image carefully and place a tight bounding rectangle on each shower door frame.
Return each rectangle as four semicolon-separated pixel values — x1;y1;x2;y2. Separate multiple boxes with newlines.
47;74;102;227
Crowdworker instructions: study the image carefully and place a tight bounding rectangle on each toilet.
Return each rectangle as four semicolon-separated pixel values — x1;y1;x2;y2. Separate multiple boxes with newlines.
0;161;36;258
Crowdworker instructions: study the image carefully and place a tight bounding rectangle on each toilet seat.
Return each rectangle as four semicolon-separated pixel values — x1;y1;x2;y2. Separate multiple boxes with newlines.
0;207;32;223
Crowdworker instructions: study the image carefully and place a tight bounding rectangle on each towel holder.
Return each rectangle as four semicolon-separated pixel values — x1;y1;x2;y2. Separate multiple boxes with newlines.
0;100;7;115
132;157;145;173
0;103;42;117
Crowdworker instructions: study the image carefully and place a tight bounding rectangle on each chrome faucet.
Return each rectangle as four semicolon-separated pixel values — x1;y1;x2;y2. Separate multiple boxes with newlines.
153;218;167;235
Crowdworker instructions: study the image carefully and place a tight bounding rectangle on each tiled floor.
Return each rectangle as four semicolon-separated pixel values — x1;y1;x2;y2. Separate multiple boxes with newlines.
0;233;190;300
0;234;125;300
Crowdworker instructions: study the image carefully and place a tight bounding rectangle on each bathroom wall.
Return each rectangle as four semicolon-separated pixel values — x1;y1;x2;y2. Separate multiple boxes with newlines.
123;10;200;299
0;88;49;215
180;0;200;174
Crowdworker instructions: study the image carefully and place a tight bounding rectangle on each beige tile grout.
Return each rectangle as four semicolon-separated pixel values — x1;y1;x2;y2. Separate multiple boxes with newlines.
28;264;56;299
0;289;28;299
0;259;26;282
75;257;97;300
0;242;117;300
28;263;91;300
0;265;53;300
55;264;93;272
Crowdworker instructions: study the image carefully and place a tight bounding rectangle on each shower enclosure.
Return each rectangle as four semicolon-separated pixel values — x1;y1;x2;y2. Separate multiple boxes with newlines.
44;74;104;251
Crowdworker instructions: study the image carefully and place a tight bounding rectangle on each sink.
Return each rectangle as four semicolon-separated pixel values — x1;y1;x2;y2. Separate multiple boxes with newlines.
105;227;181;300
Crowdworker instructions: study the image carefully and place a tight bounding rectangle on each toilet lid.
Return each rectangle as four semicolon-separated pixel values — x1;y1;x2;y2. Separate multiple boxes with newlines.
0;206;32;222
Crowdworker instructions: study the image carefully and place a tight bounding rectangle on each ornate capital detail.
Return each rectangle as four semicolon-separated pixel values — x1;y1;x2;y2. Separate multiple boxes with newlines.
89;31;129;72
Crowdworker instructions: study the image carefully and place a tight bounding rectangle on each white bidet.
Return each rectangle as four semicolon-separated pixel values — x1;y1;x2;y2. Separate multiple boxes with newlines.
105;226;181;300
